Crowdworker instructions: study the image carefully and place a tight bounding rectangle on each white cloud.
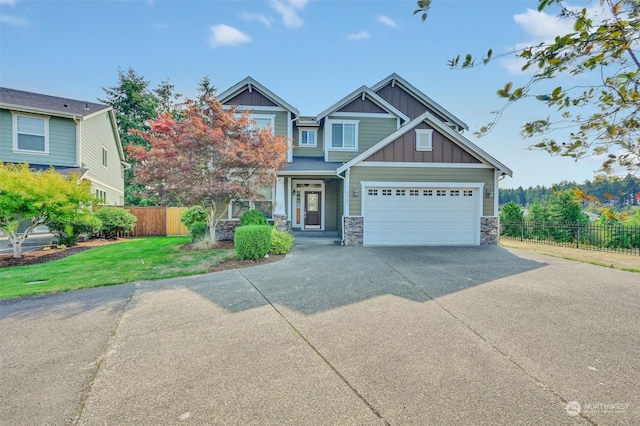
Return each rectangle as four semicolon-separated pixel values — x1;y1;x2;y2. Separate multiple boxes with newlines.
501;8;575;75
241;13;273;27
0;14;28;26
153;23;169;30
208;24;251;48
270;0;307;28
0;0;17;5
377;15;397;28
348;31;370;41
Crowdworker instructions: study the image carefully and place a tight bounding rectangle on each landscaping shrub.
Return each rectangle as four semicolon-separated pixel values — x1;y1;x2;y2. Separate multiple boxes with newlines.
189;222;209;243
47;213;102;245
95;207;137;239
234;225;272;260
180;206;209;242
270;228;295;254
239;209;268;226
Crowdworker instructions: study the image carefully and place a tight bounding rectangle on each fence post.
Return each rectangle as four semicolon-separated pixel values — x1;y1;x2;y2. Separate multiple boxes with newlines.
520;219;524;241
576;220;580;248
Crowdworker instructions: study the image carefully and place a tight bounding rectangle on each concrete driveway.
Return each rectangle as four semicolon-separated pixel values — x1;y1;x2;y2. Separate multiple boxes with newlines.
1;245;638;425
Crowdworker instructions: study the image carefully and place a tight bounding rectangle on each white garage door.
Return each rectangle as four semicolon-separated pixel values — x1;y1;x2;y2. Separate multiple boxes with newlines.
363;185;480;246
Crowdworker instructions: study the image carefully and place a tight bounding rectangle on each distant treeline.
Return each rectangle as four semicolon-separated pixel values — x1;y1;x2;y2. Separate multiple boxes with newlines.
500;175;640;207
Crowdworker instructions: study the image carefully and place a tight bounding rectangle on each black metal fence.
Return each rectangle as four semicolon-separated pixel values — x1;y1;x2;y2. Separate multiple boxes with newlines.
500;220;640;255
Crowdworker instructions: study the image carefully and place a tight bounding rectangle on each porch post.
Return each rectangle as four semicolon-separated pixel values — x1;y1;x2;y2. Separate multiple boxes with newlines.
274;177;286;216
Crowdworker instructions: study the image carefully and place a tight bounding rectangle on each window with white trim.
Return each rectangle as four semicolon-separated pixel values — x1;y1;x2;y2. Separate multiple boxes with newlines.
102;147;108;167
13;114;49;153
410;189;419;196
327;120;358;150
95;189;107;203
415;129;433;152
299;129;317;147
230;187;274;219
237;113;276;135
463;190;473;197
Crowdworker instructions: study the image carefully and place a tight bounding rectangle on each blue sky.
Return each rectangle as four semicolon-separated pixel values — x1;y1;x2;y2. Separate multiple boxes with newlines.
0;0;608;189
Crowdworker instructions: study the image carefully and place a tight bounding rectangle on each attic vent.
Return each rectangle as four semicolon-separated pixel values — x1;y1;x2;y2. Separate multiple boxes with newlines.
84;103;90;111
415;129;433;152
63;104;69;108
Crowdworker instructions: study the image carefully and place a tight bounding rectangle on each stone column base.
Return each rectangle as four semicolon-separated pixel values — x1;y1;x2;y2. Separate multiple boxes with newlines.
343;216;364;246
481;216;499;245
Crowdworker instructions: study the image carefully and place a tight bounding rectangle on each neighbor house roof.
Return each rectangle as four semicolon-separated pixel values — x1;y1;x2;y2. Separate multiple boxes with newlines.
217;77;300;116
370;73;469;132
0;87;110;119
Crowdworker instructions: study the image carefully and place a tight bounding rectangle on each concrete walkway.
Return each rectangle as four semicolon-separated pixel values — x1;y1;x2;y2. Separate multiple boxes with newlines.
1;245;639;425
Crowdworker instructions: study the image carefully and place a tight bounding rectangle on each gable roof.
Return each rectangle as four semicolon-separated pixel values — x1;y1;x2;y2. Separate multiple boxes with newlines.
370;73;468;132
217;77;300;116
337;110;512;177
317;86;410;122
0;87;110;118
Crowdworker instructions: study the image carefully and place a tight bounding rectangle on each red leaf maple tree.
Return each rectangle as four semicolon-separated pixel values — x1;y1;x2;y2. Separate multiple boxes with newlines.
127;96;289;241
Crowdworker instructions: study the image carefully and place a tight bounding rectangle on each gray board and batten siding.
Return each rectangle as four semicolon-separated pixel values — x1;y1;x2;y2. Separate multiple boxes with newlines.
375;82;448;122
225;89;278;107
337;97;388;114
364;122;481;164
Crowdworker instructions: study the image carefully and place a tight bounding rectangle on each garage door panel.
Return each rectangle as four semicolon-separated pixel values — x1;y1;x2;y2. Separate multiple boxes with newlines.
363;185;479;246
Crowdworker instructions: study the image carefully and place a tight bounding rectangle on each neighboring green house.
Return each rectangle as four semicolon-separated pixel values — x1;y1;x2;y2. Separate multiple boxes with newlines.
0;87;127;205
218;74;513;246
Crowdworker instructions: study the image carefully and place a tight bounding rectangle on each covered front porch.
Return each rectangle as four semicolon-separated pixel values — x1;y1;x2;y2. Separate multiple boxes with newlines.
275;157;344;235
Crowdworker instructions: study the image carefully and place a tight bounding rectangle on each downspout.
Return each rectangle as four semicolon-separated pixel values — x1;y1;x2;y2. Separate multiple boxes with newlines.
73;116;82;168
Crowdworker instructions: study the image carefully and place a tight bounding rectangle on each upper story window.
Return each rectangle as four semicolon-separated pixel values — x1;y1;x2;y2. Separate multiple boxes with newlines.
327;120;358;150
415;129;434;152
13;113;49;153
249;114;276;134
299;129;317;147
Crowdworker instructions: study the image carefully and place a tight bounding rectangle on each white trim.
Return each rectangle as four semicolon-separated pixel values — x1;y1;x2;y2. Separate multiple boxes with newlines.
224;105;288;113
287;112;293;162
1;103;108;120
325;119;359;152
354;162;493;169
344;168;351;217
275;177;286;215
11;112;50;154
287;177;292;223
329;112;397;119
415;128;433;151
298;128;317;147
291;179;325;230
278;170;337;176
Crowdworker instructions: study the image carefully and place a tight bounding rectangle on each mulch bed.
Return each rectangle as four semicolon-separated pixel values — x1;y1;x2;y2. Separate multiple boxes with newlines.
1;238;285;272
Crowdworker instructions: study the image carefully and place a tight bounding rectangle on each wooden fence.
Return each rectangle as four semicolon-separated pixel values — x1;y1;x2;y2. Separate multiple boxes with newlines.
115;206;189;237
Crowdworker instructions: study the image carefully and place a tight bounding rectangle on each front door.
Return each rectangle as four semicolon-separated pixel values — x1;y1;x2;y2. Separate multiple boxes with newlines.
304;191;321;229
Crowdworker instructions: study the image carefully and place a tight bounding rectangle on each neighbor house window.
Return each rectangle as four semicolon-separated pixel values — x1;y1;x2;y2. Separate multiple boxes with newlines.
299;129;317;147
102;147;108;167
415;129;434;152
230;187;274;219
13;114;49;153
95;189;107;203
327;120;358;150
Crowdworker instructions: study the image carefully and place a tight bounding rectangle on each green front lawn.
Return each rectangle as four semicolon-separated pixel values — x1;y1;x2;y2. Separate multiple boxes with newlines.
0;237;235;300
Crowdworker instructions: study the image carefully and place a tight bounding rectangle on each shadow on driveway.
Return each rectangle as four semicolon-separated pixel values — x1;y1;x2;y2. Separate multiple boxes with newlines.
135;245;547;316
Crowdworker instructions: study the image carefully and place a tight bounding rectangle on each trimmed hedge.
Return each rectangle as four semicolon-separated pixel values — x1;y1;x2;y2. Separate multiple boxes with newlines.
234;225;272;260
270;228;294;254
239;209;268;226
47;213;102;245
94;207;137;239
